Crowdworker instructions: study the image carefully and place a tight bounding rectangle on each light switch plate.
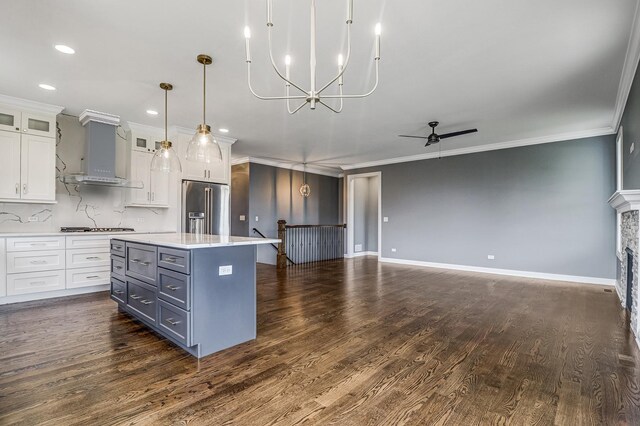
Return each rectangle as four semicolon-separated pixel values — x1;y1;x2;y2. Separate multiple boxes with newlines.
391;248;397;253
355;244;363;252
383;217;389;222
28;216;38;222
632;143;635;154
487;255;495;260
219;265;233;276
255;216;259;222
239;215;246;221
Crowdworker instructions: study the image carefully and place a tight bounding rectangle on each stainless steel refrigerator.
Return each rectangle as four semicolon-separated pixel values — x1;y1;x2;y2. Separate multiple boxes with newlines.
182;180;230;235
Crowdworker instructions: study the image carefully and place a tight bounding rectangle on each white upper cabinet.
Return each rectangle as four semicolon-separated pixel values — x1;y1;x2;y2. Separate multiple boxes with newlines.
125;123;170;208
20;134;56;201
21;112;56;138
0;106;21;133
0;97;62;204
0;131;22;199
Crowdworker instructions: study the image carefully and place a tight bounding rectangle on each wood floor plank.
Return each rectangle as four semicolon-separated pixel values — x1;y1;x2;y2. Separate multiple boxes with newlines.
1;258;639;425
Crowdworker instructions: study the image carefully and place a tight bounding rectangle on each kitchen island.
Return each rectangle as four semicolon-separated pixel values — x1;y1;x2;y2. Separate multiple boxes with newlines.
109;233;279;358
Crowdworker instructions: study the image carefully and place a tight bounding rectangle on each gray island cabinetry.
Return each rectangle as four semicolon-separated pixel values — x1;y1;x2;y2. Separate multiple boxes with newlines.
109;233;279;358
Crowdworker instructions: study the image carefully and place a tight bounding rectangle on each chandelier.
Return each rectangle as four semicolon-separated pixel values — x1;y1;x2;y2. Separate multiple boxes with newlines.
243;0;381;114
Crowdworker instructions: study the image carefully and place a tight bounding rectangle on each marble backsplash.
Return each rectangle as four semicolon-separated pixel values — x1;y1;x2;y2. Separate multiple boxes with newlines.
0;114;179;233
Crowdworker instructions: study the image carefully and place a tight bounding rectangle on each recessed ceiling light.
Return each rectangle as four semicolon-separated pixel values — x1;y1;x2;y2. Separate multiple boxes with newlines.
38;83;56;91
54;44;75;54
219;128;229;133
146;110;159;116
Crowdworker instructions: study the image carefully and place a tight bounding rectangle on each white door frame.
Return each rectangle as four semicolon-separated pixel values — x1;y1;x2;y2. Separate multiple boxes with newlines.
346;172;382;259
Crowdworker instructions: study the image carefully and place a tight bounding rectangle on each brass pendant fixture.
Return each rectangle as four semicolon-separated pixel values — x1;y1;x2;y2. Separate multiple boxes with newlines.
300;163;311;197
186;54;223;164
151;83;182;173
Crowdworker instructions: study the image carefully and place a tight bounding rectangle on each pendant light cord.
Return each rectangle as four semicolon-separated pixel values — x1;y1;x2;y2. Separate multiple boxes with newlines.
203;62;206;126
164;87;168;142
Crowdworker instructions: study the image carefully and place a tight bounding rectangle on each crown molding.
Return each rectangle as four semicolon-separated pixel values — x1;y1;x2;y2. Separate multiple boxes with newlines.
168;125;237;144
231;156;342;178
341;126;615;171
0;94;64;115
612;0;640;131
125;121;163;135
79;109;120;127
608;190;640;213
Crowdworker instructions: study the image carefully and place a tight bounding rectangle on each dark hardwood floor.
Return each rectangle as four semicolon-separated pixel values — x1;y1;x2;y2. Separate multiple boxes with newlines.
1;258;639;425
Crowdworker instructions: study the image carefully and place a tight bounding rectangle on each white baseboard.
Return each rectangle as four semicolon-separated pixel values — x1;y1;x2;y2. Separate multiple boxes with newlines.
378;257;616;286
346;251;379;258
0;284;109;305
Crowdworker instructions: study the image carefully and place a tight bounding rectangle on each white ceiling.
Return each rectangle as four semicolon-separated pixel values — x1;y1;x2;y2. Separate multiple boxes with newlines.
0;0;638;171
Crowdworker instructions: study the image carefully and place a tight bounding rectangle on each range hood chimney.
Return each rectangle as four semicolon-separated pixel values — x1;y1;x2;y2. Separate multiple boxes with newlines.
62;110;142;188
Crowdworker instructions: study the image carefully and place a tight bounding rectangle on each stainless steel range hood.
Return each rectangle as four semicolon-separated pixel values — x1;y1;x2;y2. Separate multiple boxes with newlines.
62;110;143;188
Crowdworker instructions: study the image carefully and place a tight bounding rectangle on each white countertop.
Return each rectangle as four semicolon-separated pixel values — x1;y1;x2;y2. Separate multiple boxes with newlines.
0;231;170;238
111;233;280;249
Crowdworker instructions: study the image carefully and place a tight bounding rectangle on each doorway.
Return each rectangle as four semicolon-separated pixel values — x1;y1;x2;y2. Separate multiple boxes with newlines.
347;172;382;259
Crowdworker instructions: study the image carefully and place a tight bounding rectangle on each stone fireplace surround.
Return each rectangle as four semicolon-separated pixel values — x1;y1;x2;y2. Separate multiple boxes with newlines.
608;190;640;348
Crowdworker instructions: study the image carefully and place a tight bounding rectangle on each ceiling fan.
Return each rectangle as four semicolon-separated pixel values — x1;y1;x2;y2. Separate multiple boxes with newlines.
399;121;478;146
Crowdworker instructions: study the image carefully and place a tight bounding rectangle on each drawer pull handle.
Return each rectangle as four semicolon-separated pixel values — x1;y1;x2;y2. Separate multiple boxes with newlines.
86;256;101;260
164;257;178;263
86;275;100;279
113;290;124;295
131;259;151;266
114;266;123;270
30;281;46;286
140;299;153;305
130;294;142;300
30;260;48;265
165;318;181;326
166;285;181;291
29;243;47;246
113;245;123;250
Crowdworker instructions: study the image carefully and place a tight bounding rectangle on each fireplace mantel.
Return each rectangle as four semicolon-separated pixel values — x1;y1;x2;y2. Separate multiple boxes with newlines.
608;190;640;213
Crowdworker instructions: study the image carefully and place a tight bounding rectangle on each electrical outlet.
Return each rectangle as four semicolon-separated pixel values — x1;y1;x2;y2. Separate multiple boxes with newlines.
487;255;495;260
219;265;233;276
391;248;397;253
383;217;389;223
255;216;259;222
137;217;144;223
632;143;635;154
239;215;246;221
355;244;363;252
28;216;38;222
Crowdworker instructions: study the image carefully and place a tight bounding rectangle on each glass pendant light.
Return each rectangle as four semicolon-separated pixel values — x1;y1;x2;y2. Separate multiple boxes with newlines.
186;54;223;163
151;83;182;173
300;163;311;197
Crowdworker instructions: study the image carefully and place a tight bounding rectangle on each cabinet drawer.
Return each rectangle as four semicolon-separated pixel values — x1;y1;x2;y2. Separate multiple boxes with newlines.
7;250;65;274
111;277;126;304
126;243;157;285
66;235;110;249
7;236;65;252
110;239;125;257
7;270;66;296
127;278;157;325
158;268;191;310
66;267;110;289
158;300;191;347
158;247;190;275
111;256;125;278
66;248;110;269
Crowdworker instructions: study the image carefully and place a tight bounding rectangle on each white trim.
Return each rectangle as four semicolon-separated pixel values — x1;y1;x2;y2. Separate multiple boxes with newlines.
608;190;640;213
379;257;616;286
613;0;640;131
346;251;378;258
347;172;382;260
0;94;64;115
617;127;624;191
341;127;615;170
0;284;109;305
232;156;342;178
79;109;120;127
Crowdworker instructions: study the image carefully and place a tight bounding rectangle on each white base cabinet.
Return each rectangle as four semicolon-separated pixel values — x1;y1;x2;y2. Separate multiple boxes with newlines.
7;270;66;296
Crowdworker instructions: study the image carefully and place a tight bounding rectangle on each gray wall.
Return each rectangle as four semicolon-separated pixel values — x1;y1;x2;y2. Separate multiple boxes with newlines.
622;59;640;189
346;135;616;279
353;176;379;253
231;163;250;237
232;163;341;264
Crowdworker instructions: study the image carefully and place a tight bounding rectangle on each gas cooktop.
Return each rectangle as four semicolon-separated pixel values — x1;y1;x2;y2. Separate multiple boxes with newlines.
60;227;135;233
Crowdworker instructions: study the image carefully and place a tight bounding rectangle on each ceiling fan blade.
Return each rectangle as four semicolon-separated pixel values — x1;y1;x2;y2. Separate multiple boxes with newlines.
398;135;429;139
438;129;478;139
